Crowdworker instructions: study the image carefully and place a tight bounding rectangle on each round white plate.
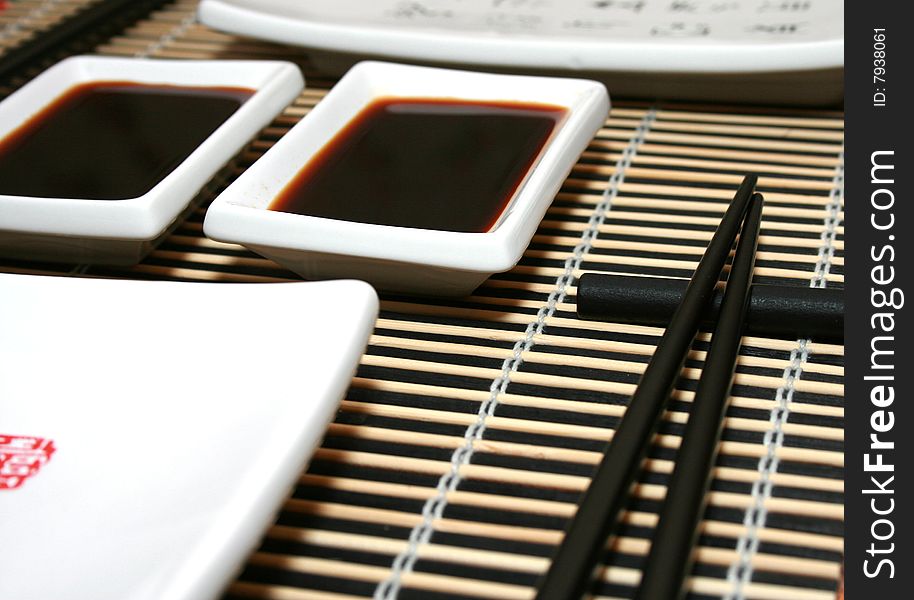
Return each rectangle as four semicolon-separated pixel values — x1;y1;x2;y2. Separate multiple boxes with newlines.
198;0;842;74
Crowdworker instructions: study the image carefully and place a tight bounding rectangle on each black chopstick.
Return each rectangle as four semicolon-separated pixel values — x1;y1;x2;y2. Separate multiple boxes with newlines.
635;192;765;600
534;174;757;600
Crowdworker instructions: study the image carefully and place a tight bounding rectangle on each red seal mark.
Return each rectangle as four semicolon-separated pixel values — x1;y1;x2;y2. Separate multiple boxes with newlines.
0;434;56;490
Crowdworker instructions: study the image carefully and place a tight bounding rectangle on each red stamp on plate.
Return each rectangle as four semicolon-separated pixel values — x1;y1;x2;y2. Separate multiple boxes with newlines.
0;434;56;490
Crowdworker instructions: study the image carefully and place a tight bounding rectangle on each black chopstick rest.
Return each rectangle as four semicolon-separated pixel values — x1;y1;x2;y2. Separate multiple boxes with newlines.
576;273;843;343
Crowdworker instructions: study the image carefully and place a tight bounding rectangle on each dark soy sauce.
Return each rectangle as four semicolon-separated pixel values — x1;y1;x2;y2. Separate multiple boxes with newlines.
0;81;254;200
269;97;566;233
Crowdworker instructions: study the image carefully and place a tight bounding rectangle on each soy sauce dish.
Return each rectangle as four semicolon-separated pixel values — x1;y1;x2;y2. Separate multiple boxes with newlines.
203;61;610;295
0;56;303;264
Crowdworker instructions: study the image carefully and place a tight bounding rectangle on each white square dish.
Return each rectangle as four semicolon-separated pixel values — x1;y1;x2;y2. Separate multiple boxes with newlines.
0;274;378;600
202;61;609;296
0;56;304;265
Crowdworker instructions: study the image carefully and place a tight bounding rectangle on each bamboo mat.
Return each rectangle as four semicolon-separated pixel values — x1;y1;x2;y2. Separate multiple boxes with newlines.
0;0;99;56
0;1;845;599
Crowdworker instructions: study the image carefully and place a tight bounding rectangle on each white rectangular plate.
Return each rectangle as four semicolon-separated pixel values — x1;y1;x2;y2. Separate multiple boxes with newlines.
0;274;378;600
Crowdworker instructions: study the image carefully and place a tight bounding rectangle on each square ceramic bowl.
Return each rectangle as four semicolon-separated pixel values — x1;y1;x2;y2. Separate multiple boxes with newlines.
0;56;304;265
0;273;377;600
203;61;609;296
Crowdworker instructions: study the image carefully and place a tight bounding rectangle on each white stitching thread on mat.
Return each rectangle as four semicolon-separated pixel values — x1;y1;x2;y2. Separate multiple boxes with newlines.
374;108;658;600
133;13;197;58
724;341;809;600
811;152;845;289
0;0;66;43
725;151;845;599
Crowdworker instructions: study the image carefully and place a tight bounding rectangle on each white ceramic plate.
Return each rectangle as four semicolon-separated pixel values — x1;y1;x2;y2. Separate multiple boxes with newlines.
198;0;843;74
0;56;303;265
0;274;378;600
203;61;609;296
